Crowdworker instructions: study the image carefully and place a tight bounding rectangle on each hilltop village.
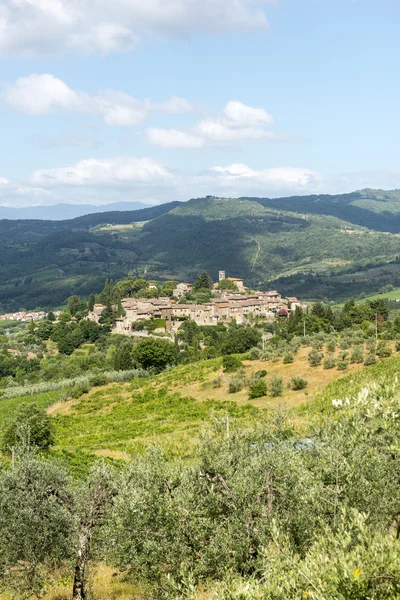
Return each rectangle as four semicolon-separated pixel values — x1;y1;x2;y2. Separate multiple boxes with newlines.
88;271;304;336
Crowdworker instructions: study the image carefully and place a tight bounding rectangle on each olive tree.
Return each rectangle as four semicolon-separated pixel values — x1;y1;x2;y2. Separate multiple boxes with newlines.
0;454;75;596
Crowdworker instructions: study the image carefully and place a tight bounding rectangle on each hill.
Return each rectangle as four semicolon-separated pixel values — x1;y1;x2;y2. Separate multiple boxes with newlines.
245;188;400;232
3;191;400;310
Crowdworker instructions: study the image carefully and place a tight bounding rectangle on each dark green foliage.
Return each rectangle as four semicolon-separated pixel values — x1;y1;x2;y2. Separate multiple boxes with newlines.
132;338;177;372
222;355;242;373
219;326;261;355
255;369;267;378
193;271;213;291
67;295;88;318
248;378;267;398
2;403;55;453
88;293;96;312
178;320;200;346
51;320;106;355
70;382;90;399
113;343;133;371
289;376;308;390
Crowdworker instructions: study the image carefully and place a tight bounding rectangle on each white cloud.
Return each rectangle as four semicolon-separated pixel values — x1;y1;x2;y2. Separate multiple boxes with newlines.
0;0;271;57
2;74;81;115
223;101;274;127
27;156;323;200
30;157;174;186
146;128;205;149
2;74;193;126
146;100;294;148
0;175;51;205
5;163;400;208
211;164;322;188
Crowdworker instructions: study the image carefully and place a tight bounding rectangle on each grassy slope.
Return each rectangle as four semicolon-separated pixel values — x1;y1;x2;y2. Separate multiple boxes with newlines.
36;343;400;461
1;345;399;463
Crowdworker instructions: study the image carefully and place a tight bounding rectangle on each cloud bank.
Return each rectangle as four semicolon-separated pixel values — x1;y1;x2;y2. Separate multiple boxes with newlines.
0;0;272;57
0;155;324;207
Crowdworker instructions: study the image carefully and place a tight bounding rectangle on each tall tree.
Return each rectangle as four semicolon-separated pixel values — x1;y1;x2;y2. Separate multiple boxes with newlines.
193;271;213;291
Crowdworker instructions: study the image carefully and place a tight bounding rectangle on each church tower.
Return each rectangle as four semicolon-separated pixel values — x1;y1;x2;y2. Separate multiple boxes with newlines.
219;270;226;282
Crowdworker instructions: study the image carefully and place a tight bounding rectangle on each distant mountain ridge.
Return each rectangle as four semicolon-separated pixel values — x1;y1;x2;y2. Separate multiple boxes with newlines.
0;201;154;221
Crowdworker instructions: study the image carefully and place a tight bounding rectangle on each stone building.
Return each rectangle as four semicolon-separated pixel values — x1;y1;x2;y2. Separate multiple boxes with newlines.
86;272;304;336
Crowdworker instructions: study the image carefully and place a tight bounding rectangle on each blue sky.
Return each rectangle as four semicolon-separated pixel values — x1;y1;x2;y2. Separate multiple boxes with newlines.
0;0;399;206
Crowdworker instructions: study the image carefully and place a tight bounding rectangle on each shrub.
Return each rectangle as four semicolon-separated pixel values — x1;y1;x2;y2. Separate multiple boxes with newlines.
350;346;364;364
396;341;400;352
323;355;336;370
229;376;243;394
89;373;108;387
248;347;261;361
254;369;267;379
132;337;177;372
340;340;350;350
326;340;336;353
289;376;308;391
283;353;295;364
313;341;324;350
376;343;392;358
222;355;242;373
70;382;90;399
203;346;218;359
248;379;267;399
337;360;349;371
212;376;222;388
270;375;284;397
2;403;55;453
308;349;323;367
364;353;377;366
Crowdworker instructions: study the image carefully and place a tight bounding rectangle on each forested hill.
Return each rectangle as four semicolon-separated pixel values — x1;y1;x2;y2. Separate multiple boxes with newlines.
2;190;400;310
244;188;400;233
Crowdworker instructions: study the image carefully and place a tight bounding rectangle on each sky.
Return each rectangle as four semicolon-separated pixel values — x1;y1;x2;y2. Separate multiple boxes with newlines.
0;0;399;207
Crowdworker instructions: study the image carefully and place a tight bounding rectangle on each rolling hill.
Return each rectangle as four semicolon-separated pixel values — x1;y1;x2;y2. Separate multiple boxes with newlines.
1;190;400;310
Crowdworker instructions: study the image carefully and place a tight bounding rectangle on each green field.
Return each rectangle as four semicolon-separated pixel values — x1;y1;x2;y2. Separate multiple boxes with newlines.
333;287;400;307
2;346;399;466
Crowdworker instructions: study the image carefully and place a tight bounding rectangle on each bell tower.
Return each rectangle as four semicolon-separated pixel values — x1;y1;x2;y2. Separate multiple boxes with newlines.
219;270;226;282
